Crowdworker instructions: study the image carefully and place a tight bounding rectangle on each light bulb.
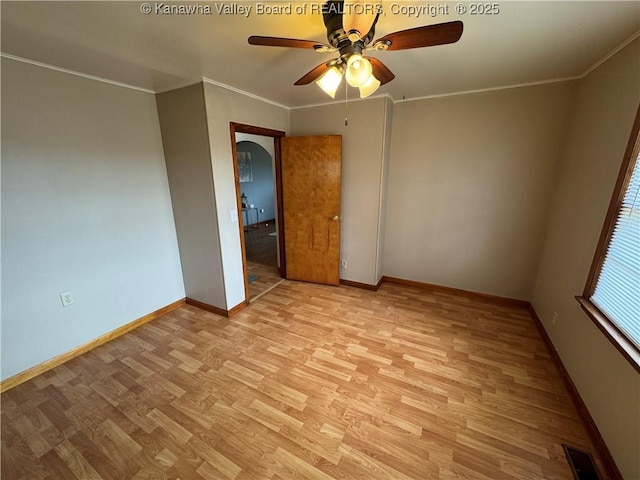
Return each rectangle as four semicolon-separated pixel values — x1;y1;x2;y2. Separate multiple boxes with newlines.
316;66;343;98
345;54;373;88
359;74;381;98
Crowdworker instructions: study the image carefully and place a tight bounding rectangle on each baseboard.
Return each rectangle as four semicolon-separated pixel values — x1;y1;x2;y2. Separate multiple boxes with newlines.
528;305;622;480
185;297;245;318
339;277;384;291
0;298;186;393
381;276;529;309
228;301;246;317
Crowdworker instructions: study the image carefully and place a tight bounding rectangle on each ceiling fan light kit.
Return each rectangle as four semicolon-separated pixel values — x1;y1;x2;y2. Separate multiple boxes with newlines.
248;0;463;99
316;65;344;98
345;54;373;87
359;74;381;98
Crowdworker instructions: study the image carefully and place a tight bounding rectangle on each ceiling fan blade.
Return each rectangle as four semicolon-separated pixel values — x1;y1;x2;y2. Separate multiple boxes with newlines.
343;0;379;42
248;36;331;50
374;21;463;51
294;62;331;85
366;57;395;85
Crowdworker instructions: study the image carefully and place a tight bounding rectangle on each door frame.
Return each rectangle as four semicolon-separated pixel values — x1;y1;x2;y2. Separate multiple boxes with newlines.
229;122;287;303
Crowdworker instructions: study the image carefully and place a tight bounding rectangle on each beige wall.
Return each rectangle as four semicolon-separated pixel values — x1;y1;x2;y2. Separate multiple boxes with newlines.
532;39;640;479
1;57;185;380
157;82;288;310
203;82;289;308
384;82;577;300
290;97;391;286
156;83;226;308
375;97;394;284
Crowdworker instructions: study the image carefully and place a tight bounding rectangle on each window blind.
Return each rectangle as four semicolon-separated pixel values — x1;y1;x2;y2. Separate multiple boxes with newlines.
591;153;640;349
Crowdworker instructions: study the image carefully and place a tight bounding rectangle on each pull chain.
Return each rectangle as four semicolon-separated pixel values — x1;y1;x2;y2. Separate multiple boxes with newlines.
344;78;349;126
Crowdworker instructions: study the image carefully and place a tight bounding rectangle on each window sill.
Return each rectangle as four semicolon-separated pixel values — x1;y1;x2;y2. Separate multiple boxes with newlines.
576;296;640;374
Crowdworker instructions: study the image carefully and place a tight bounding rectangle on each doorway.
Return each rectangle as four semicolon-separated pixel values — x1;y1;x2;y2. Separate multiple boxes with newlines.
236;138;280;299
230;123;286;303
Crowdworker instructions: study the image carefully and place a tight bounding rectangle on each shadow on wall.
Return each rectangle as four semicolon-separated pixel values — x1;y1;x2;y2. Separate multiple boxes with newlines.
236;141;275;223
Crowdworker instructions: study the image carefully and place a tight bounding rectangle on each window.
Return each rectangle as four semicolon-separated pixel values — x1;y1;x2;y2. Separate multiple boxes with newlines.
578;105;640;372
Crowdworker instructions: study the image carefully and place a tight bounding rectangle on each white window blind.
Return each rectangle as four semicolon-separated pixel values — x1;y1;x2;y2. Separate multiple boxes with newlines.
591;153;640;349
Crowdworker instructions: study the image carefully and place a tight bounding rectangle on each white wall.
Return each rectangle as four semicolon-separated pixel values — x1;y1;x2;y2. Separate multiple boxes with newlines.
156;83;226;308
290;97;390;286
203;82;289;308
532;39;640;479
384;82;577;300
1;58;185;380
236;133;275;161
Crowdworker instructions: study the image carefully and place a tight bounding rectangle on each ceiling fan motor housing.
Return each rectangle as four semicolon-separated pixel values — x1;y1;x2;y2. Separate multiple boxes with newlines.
323;0;378;50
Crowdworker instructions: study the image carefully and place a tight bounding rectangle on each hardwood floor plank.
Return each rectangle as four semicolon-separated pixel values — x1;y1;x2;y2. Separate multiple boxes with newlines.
191;438;242;480
232;397;304;433
146;407;193;444
39;449;77;480
272;446;335;480
100;418;143;459
336;443;417;480
53;438;103;479
67;430;123;480
2;281;607;479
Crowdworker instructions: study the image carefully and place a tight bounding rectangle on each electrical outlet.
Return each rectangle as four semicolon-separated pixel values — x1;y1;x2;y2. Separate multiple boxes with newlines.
552;311;559;327
60;291;74;307
341;260;348;270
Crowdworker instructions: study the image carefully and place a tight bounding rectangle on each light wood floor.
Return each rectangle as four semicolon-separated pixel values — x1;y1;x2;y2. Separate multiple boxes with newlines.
244;221;282;301
248;261;283;301
1;281;605;479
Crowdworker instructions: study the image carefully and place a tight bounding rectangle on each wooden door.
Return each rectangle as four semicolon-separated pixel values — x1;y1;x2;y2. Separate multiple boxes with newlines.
281;135;342;285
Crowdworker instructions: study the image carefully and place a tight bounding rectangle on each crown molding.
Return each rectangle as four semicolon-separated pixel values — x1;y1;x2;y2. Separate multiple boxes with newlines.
581;30;640;78
201;77;290;110
394;76;582;104
290;93;396;110
0;52;155;94
154;80;205;95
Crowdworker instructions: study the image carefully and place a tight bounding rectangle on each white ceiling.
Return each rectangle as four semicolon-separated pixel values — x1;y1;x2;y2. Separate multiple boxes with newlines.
2;1;639;108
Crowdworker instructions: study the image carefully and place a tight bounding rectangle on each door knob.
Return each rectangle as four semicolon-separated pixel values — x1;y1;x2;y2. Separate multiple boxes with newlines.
332;215;340;221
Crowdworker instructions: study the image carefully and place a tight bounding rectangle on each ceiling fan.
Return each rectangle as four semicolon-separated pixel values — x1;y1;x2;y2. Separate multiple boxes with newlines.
248;0;463;98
